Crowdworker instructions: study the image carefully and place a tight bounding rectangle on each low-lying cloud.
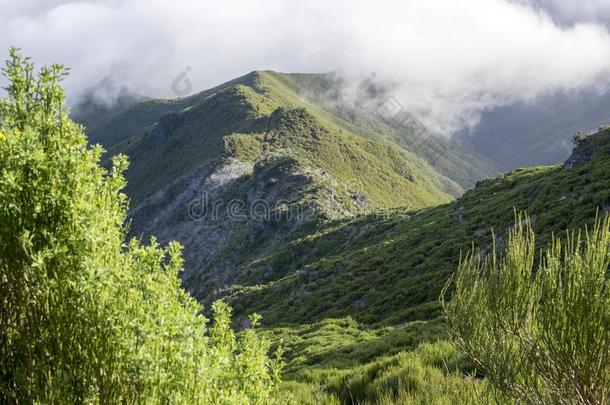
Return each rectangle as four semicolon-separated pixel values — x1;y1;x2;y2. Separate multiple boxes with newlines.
2;0;610;134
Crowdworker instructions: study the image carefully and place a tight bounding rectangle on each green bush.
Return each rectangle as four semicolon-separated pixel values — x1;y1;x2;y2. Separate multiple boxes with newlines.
262;317;489;404
0;48;282;403
444;213;610;404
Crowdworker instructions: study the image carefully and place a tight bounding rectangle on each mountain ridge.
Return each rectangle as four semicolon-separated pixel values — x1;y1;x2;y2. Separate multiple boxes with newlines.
77;71;481;306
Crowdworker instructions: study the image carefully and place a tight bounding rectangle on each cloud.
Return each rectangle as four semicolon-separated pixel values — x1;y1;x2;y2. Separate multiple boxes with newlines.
1;0;610;134
513;0;610;27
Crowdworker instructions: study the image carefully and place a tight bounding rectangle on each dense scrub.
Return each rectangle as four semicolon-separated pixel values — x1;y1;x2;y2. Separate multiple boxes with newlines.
0;49;282;403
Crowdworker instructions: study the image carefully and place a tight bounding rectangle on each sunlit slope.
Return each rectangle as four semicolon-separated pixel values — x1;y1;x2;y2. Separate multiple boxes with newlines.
226;129;610;326
78;71;464;304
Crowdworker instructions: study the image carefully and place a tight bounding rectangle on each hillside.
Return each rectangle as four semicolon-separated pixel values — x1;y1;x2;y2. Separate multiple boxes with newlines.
252;72;498;189
225;128;610;326
244;129;610;403
77;71;497;192
76;71;498;304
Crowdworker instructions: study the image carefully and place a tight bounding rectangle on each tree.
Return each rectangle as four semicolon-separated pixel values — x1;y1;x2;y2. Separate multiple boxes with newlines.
442;213;610;404
0;48;282;403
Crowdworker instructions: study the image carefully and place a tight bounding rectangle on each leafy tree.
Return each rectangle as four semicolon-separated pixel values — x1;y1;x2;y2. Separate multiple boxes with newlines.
0;48;282;403
443;214;610;404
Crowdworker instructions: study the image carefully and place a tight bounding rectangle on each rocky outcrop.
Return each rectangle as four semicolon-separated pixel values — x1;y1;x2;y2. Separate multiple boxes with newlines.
564;127;610;169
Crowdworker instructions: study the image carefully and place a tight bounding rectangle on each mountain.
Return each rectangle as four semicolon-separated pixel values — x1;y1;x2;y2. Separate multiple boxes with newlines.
75;71;497;305
245;128;610;404
77;71;497;191
72;76;147;133
74;69;610;327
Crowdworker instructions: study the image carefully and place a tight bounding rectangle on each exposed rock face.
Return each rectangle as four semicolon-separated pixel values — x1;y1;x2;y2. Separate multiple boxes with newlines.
130;157;315;301
564;128;610;169
128;148;367;304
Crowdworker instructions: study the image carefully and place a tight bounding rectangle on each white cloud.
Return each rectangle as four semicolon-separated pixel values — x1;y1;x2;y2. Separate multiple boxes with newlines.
1;0;610;134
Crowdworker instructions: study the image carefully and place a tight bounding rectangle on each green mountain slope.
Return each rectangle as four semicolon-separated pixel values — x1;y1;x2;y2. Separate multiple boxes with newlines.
78;71;481;305
78;71;497;192
75;73;262;148
75;70;610;328
262;71;499;189
237;129;610;404
226;129;610;327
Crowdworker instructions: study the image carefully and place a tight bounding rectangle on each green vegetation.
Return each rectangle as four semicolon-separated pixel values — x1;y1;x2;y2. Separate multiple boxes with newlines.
261;318;491;404
85;69;467;307
222;131;610;403
113;75;460;207
76;68;610;332
9;47;610;404
226;148;610;327
0;49;281;403
444;214;610;404
261;71;498;189
225;106;454;211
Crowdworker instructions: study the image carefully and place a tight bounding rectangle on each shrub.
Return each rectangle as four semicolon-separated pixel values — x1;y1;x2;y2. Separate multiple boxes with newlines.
443;213;610;404
0;48;282;403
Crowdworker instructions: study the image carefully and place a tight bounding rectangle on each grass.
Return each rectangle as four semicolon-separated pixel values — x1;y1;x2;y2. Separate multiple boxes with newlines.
260;71;498;189
258;318;497;404
87;71;461;211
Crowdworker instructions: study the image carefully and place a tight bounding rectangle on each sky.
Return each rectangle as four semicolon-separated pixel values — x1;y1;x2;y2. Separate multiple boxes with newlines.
1;0;610;134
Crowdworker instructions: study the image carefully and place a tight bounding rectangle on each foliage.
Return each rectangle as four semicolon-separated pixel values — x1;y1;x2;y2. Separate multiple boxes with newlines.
255;317;498;404
261;317;447;378
29;44;610;405
329;341;486;405
91;68;464;309
74;57;610;331
280;338;488;404
443;214;610;404
263;71;497;188
0;48;281;403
